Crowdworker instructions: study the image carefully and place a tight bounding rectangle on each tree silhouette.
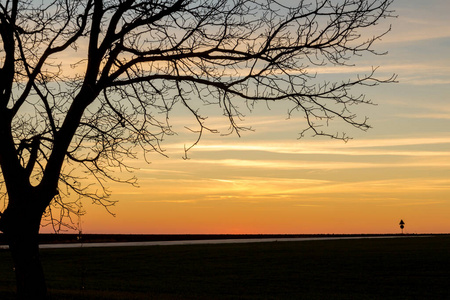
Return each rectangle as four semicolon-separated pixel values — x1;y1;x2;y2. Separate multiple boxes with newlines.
0;0;395;298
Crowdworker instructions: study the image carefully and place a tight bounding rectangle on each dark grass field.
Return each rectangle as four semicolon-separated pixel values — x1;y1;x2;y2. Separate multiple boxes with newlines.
1;236;449;299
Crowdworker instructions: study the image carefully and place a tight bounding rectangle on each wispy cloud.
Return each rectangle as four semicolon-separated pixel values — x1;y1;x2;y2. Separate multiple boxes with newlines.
135;200;196;204
401;77;450;86
381;1;450;43
184;137;450;158
379;201;445;207
396;113;450;120
277;178;450;198
191;159;375;170
121;176;450;206
188;158;450;171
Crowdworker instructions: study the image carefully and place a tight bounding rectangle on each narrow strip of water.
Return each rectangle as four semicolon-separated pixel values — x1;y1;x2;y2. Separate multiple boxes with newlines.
0;235;418;250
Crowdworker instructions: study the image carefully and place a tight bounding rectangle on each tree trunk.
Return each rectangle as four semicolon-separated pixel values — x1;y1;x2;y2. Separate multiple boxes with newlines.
9;230;47;300
0;204;48;299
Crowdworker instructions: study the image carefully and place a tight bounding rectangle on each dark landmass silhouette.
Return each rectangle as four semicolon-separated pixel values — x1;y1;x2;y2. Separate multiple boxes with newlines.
0;233;445;246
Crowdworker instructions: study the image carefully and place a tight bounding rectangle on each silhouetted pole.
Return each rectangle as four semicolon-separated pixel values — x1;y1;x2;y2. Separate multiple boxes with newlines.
399;219;405;234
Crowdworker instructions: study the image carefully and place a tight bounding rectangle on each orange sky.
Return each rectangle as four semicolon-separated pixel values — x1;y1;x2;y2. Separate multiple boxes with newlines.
34;0;450;234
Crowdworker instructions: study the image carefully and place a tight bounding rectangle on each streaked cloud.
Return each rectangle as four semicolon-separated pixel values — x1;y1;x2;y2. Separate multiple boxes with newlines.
180;136;450;157
383;0;450;43
396;113;450;120
379;201;445;207
187;158;450;171
135;200;197;204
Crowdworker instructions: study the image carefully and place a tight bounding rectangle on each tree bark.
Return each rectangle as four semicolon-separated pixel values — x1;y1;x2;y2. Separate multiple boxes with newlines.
9;231;47;299
0;204;47;299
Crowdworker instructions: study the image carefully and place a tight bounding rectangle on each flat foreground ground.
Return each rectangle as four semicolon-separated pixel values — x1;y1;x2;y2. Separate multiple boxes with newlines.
1;235;449;299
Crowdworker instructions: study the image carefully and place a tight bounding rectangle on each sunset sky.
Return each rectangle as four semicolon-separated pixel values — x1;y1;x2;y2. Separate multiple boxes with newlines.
40;0;450;235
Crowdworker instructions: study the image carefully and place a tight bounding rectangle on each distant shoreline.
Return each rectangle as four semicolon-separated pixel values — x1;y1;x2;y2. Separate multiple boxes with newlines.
1;233;447;246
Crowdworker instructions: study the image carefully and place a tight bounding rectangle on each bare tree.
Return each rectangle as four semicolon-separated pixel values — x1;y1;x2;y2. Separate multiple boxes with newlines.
0;0;395;298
